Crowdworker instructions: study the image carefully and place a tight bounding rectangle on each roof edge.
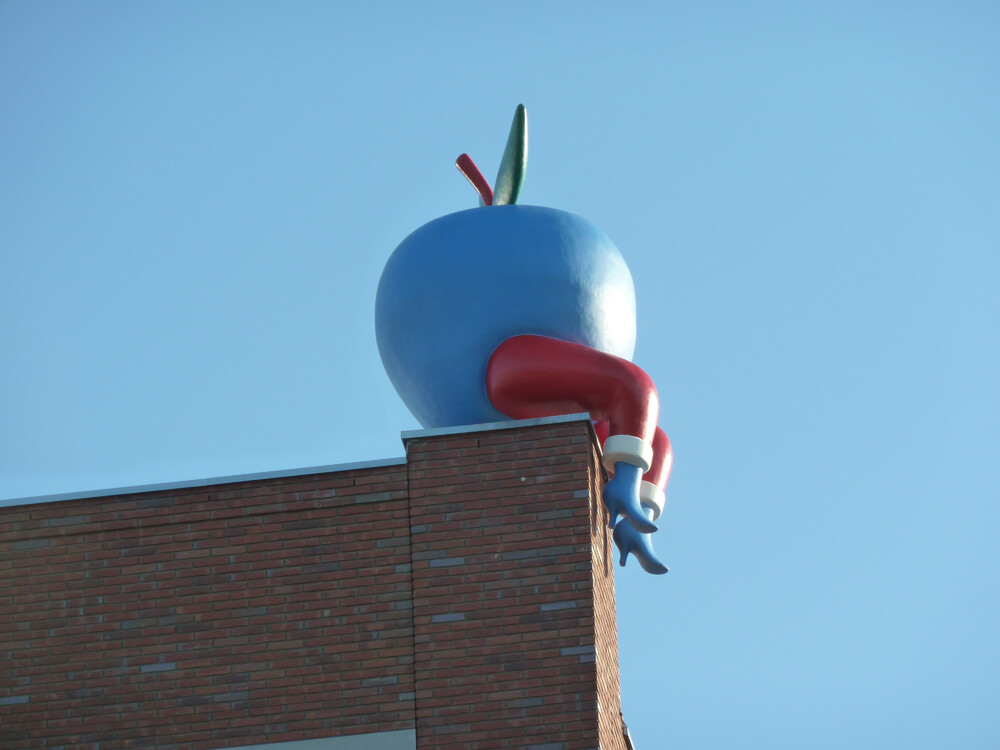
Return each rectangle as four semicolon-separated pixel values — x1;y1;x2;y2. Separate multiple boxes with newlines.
0;456;408;509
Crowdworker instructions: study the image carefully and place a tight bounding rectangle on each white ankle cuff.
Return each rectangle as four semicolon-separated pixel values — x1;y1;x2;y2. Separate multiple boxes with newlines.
640;481;665;521
602;434;653;474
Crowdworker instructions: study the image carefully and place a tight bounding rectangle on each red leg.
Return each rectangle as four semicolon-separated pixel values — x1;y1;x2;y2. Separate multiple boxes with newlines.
640;428;672;521
487;334;658;446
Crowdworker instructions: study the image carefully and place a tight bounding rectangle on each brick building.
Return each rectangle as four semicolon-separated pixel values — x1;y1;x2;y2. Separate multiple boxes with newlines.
1;414;636;749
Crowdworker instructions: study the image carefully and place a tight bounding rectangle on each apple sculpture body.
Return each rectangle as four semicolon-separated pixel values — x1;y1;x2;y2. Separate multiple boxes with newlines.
375;106;672;575
376;205;636;428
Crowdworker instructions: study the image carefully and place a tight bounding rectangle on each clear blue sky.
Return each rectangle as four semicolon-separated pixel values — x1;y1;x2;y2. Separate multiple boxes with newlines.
2;3;998;747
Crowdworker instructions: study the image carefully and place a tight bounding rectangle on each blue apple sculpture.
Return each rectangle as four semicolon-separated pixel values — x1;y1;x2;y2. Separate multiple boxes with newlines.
376;205;637;427
375;105;670;575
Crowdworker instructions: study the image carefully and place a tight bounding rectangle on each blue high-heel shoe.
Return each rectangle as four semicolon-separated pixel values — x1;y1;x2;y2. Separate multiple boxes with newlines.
603;462;657;534
613;512;668;575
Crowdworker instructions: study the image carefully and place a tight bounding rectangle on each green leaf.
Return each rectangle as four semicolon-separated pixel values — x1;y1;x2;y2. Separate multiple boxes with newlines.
493;104;528;205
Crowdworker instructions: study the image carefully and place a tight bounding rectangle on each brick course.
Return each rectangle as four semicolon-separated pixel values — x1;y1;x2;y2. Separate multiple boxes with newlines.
1;417;628;749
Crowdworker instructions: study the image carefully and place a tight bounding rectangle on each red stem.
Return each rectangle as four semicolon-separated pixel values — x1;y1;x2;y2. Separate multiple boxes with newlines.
455;153;493;206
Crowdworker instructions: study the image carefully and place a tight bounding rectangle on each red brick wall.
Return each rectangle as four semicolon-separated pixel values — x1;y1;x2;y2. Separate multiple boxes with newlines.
0;417;628;750
0;466;414;748
587;445;628;750
407;420;613;750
